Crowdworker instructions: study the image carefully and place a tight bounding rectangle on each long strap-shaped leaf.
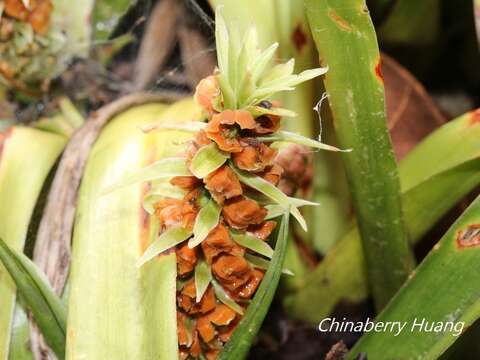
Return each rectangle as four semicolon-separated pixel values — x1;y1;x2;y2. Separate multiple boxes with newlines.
306;0;414;309
218;212;290;360
67;99;198;360
0;127;66;359
286;160;480;323
348;195;480;359
0;238;66;358
285;110;480;322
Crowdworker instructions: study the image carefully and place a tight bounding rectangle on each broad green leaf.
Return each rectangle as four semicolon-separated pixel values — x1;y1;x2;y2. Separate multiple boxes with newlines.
258;130;347;152
0;238;66;358
231;164;307;231
0;127;66;359
218;212;290;359
189;198;221;248
190;143;229;179
194;260;212;302
211;278;244;315
102;157;190;194
67;100;196;360
231;232;274;258
349;195;480;359
137;227;192;267
245;253;294;276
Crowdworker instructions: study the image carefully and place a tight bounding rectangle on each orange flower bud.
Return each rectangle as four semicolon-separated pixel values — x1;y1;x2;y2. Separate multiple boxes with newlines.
194;75;220;114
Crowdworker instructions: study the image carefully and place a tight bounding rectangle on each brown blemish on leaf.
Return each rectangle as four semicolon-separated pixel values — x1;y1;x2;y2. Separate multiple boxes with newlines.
375;57;384;83
456;224;480;249
292;23;308;53
328;9;352;31
0;128;13;163
469;109;480;126
139;183;152;253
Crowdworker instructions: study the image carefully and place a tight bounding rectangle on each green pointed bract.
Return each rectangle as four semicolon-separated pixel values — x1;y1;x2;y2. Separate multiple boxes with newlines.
190;143;229;179
102;157;190;195
211;278;244;315
189;198;221;248
231;232;274;258
258;130;348;152
137;227;192;267
213;8;327;109
245;254;294;276
194;260;212;302
230;164;307;231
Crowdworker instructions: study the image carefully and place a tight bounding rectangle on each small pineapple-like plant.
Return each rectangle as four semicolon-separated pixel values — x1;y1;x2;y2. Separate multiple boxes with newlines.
0;0;90;93
103;10;342;359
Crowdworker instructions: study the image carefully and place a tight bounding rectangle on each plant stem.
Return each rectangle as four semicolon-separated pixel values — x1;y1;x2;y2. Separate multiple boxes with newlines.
305;0;414;310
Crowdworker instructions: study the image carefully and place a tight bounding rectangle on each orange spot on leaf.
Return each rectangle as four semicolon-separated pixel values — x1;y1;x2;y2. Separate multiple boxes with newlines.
457;224;480;249
328;9;352;31
375;57;384;83
292;23;307;53
469;109;480;126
